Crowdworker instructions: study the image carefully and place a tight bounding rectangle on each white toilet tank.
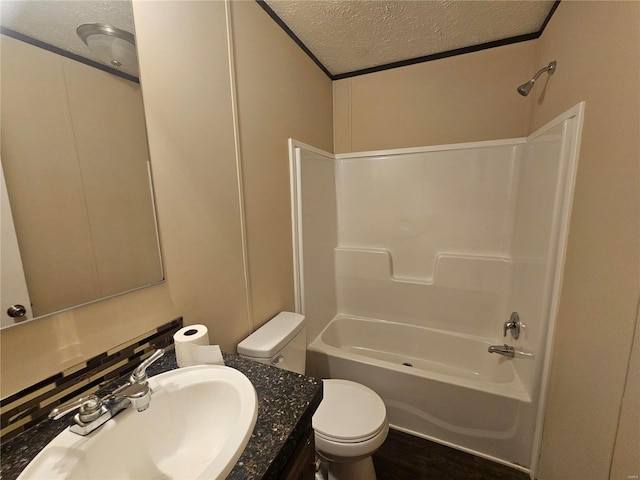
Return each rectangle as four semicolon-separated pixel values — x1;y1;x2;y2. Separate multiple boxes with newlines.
237;312;306;374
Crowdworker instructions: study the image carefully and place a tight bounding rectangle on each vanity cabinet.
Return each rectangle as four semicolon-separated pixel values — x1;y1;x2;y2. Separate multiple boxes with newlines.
280;428;316;480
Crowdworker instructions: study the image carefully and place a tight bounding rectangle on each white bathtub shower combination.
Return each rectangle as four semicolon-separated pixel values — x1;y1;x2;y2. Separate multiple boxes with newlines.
308;315;533;467
290;103;584;476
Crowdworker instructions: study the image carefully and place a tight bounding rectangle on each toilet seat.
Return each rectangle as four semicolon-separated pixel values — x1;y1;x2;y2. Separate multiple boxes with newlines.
313;379;387;444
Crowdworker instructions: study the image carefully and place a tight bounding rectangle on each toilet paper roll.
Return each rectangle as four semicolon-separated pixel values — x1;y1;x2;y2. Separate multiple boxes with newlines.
173;325;225;367
191;344;225;366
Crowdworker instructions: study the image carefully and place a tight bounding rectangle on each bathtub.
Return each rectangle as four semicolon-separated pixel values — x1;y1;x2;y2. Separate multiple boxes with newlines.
307;315;535;471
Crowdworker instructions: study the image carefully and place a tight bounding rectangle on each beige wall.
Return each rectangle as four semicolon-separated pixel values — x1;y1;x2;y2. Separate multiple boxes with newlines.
230;0;333;330
0;284;178;396
530;2;640;479
0;0;332;398
333;40;537;153
132;0;251;350
611;305;640;480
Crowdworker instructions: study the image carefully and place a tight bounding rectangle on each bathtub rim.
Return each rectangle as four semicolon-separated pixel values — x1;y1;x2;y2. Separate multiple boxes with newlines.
308;313;532;404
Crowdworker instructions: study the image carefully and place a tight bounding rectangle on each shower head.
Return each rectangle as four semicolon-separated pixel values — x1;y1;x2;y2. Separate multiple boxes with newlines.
517;61;557;96
517;80;535;96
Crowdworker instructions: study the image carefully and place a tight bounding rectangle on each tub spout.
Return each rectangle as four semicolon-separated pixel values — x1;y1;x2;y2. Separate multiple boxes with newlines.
488;344;515;358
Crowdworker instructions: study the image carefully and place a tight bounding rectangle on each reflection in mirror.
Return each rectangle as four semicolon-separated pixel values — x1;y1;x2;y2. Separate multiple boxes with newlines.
0;0;163;329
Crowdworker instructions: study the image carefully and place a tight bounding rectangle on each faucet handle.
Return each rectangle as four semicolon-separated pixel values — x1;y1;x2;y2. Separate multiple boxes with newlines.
49;394;102;421
503;312;521;339
130;349;165;383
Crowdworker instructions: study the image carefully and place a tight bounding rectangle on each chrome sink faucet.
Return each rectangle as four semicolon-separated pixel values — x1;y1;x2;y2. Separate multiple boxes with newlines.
49;349;164;436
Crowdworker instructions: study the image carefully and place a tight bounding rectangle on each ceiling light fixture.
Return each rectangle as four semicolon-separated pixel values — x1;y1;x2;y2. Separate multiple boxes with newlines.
76;23;136;70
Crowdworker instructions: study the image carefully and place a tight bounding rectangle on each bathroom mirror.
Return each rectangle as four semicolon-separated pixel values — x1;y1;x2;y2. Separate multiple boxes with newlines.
0;0;164;329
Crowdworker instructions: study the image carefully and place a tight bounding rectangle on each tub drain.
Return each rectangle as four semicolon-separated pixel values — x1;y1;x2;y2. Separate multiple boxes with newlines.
402;362;413;367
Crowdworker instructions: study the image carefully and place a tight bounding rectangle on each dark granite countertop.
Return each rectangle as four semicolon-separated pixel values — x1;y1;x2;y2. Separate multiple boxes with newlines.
0;351;323;480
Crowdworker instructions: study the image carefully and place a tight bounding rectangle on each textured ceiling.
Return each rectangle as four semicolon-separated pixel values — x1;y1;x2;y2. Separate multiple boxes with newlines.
1;0;556;80
0;0;138;76
263;0;555;76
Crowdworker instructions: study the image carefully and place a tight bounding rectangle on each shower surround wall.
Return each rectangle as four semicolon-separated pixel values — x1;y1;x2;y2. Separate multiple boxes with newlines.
291;103;583;474
336;141;520;339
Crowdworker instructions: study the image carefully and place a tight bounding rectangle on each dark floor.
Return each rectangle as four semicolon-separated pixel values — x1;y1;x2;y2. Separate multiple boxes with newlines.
372;429;530;480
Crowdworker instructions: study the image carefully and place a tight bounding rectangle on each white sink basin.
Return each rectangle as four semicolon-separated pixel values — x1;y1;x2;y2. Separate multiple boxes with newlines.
18;365;258;480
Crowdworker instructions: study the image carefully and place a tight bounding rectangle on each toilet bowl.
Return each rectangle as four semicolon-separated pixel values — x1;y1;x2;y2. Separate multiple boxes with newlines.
313;379;389;480
238;312;388;480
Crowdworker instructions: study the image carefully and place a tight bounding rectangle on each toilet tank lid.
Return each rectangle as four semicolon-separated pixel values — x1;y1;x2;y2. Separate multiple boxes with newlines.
237;312;305;359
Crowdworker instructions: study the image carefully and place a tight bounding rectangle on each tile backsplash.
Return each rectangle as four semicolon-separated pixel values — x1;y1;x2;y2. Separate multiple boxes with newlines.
0;318;183;441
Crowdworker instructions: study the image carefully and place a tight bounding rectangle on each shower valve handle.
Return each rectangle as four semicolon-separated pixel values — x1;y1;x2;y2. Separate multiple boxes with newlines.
503;312;521;340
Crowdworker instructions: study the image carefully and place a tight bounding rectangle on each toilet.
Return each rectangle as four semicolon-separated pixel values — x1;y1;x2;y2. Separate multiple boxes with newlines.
238;312;389;480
